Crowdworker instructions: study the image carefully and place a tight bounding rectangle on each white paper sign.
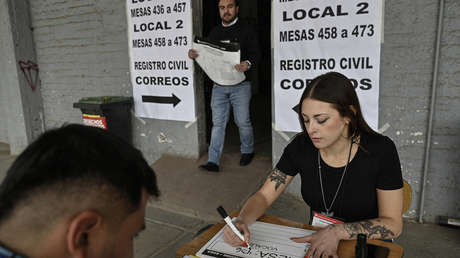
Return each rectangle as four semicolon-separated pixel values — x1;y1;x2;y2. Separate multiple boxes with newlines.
196;221;315;258
273;0;382;132
126;0;195;121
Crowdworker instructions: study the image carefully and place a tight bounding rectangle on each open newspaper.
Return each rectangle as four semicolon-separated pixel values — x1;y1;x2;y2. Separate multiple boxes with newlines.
192;37;245;86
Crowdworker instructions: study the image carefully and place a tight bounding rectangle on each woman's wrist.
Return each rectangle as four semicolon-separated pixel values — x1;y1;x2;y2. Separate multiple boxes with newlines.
234;216;246;224
328;223;348;240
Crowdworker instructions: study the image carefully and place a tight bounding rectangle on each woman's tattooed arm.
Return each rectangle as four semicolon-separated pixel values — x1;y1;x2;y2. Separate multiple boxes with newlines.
332;219;396;240
269;168;287;191
344;219;395;239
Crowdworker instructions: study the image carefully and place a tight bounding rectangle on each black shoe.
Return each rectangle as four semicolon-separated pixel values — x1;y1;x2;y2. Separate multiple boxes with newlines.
199;162;219;172
240;153;255;166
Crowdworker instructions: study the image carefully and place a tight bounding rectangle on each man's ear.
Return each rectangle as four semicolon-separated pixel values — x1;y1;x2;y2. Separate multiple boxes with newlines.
66;210;102;258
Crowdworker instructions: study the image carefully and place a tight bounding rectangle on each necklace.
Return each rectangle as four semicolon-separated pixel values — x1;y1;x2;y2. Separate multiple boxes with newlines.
317;140;353;217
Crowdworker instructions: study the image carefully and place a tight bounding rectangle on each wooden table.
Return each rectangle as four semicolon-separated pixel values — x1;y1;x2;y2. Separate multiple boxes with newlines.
176;212;403;258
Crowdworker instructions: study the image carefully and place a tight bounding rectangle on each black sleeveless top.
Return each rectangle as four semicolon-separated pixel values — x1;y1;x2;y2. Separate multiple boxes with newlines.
276;133;403;222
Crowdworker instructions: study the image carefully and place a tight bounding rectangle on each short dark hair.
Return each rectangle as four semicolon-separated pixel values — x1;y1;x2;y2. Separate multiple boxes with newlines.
298;72;378;141
0;124;159;224
218;0;239;6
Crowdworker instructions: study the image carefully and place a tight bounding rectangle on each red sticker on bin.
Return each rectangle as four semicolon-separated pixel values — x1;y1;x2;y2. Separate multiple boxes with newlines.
82;114;107;129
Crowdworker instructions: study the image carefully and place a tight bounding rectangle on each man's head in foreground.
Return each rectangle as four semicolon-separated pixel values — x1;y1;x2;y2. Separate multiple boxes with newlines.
0;124;159;258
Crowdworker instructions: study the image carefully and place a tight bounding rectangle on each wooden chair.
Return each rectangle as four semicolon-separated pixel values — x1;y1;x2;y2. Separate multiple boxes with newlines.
402;179;412;214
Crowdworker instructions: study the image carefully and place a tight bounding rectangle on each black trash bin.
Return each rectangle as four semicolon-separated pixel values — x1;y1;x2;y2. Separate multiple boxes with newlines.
73;96;133;143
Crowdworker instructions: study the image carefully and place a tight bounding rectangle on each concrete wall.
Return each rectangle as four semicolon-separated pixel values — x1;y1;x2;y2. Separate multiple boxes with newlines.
28;0;206;162
0;0;44;154
277;0;460;222
425;0;460;221
0;76;7;143
29;0;133;128
0;0;13;145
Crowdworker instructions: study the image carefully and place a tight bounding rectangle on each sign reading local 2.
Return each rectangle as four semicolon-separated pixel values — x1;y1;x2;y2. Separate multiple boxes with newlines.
127;0;195;121
274;0;382;132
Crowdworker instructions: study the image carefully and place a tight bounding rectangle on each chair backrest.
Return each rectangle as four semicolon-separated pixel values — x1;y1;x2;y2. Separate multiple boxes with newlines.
402;179;412;214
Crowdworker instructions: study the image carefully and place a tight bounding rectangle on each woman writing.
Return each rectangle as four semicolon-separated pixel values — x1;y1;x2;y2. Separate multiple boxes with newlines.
223;72;404;258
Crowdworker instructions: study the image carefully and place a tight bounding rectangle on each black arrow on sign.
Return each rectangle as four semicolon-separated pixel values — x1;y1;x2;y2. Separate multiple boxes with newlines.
142;94;181;107
292;104;300;114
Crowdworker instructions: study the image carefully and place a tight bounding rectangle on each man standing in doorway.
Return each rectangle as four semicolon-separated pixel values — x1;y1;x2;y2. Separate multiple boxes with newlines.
189;0;260;172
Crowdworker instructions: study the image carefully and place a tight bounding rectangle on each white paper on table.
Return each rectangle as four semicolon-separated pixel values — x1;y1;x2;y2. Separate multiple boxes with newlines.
196;221;315;258
192;40;245;86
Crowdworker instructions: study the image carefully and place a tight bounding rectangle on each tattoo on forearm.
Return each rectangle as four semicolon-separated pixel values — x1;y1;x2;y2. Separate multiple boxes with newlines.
269;168;287;191
344;220;395;239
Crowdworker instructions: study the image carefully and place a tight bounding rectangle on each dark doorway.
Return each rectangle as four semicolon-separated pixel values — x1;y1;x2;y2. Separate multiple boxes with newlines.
202;0;272;159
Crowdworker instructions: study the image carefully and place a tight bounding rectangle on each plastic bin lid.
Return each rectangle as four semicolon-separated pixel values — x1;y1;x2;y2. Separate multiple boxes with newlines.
77;96;132;104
